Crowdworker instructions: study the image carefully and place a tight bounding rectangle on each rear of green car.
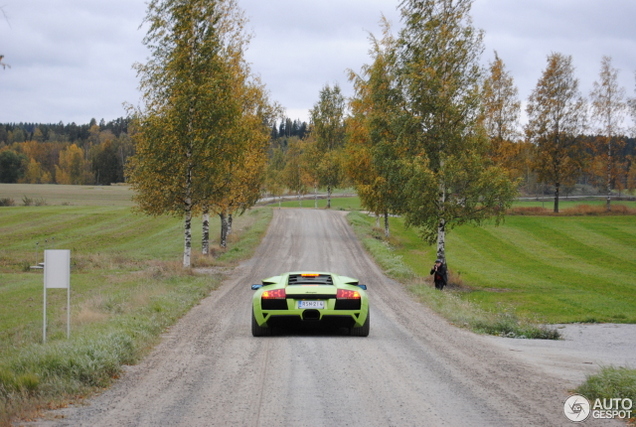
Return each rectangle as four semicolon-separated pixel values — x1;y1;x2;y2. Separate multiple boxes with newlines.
251;272;370;336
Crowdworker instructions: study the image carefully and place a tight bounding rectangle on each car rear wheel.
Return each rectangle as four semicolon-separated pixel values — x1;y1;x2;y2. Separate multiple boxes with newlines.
252;311;272;337
350;311;370;337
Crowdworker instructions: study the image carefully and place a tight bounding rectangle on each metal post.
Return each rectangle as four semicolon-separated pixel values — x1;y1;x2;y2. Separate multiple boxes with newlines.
67;286;71;339
43;282;47;343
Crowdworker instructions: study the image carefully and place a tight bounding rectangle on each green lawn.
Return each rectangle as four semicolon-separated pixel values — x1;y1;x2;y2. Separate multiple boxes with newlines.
369;212;636;324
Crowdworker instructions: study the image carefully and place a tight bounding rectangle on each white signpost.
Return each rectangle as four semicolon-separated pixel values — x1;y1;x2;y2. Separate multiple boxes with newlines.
43;249;71;343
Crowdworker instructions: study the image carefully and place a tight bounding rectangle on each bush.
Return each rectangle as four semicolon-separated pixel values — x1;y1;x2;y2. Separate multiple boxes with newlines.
0;198;15;206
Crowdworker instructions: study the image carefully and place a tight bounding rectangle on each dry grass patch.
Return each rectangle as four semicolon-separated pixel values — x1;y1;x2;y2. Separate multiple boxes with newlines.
509;204;636;216
73;296;111;326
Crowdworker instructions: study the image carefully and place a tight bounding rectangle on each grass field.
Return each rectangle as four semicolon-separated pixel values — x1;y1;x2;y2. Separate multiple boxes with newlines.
0;183;135;206
345;205;636;325
0;184;271;424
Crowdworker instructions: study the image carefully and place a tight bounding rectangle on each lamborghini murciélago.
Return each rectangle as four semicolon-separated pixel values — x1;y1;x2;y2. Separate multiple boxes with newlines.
251;272;370;337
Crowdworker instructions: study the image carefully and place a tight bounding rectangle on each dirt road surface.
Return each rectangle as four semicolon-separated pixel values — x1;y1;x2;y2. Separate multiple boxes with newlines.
29;209;625;426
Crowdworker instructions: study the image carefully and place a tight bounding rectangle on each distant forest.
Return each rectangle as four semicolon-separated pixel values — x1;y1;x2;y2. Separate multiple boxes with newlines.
0;116;635;197
0;118;133;185
0;117;310;186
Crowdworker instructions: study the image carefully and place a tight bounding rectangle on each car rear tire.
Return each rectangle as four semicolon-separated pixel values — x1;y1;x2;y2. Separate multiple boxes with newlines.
350;311;370;337
252;311;272;337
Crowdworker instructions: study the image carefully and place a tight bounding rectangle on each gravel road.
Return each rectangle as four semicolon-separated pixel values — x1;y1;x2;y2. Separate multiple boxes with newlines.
29;209;628;427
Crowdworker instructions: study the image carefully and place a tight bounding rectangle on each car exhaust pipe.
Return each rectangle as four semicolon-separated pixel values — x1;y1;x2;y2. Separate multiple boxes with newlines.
302;309;321;321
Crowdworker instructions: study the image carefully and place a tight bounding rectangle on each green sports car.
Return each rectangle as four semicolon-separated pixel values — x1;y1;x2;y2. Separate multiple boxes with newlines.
251;272;370;337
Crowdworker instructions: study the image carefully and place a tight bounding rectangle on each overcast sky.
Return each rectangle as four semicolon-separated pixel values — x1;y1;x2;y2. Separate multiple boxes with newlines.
1;0;635;128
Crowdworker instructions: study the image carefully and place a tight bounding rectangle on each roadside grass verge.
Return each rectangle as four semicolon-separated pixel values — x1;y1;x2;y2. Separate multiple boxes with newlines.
0;199;271;425
346;211;560;339
576;366;636;423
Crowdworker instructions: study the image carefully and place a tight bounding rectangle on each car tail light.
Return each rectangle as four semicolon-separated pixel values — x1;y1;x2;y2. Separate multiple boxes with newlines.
262;289;286;299
337;289;360;299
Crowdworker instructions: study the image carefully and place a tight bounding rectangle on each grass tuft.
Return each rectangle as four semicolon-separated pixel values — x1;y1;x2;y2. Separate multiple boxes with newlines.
576;366;636;401
576;366;636;423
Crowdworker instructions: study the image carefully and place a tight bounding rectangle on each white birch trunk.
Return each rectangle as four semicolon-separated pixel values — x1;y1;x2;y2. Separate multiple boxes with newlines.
436;170;446;263
202;208;210;255
314;184;318;209
607;137;612;212
183;204;192;268
219;212;228;249
227;213;233;236
436;217;446;262
183;145;193;268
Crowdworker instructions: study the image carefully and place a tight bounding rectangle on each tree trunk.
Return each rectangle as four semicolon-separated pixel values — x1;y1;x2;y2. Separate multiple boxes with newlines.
437;177;446;262
183;155;193;268
384;210;390;238
607;138;612;212
202;208;210;255
227;213;233;236
314;184;318;208
219;212;228;249
436;217;446;262
183;204;192;268
327;185;332;209
554;182;560;213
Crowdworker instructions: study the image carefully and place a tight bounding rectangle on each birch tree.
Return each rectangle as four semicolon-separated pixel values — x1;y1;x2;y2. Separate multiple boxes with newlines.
589;56;628;211
309;84;347;208
396;0;516;263
347;18;405;237
127;0;242;267
481;52;525;181
526;53;586;213
201;9;278;253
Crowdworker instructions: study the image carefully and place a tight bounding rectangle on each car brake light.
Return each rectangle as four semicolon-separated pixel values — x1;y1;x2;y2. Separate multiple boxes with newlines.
301;273;320;277
262;289;286;299
337;289;360;299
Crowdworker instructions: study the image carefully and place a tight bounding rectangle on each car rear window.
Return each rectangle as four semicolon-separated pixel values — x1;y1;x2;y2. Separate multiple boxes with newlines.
287;274;333;285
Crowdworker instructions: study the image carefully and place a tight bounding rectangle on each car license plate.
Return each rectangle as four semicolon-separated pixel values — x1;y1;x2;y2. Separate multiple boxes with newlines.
298;300;325;309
